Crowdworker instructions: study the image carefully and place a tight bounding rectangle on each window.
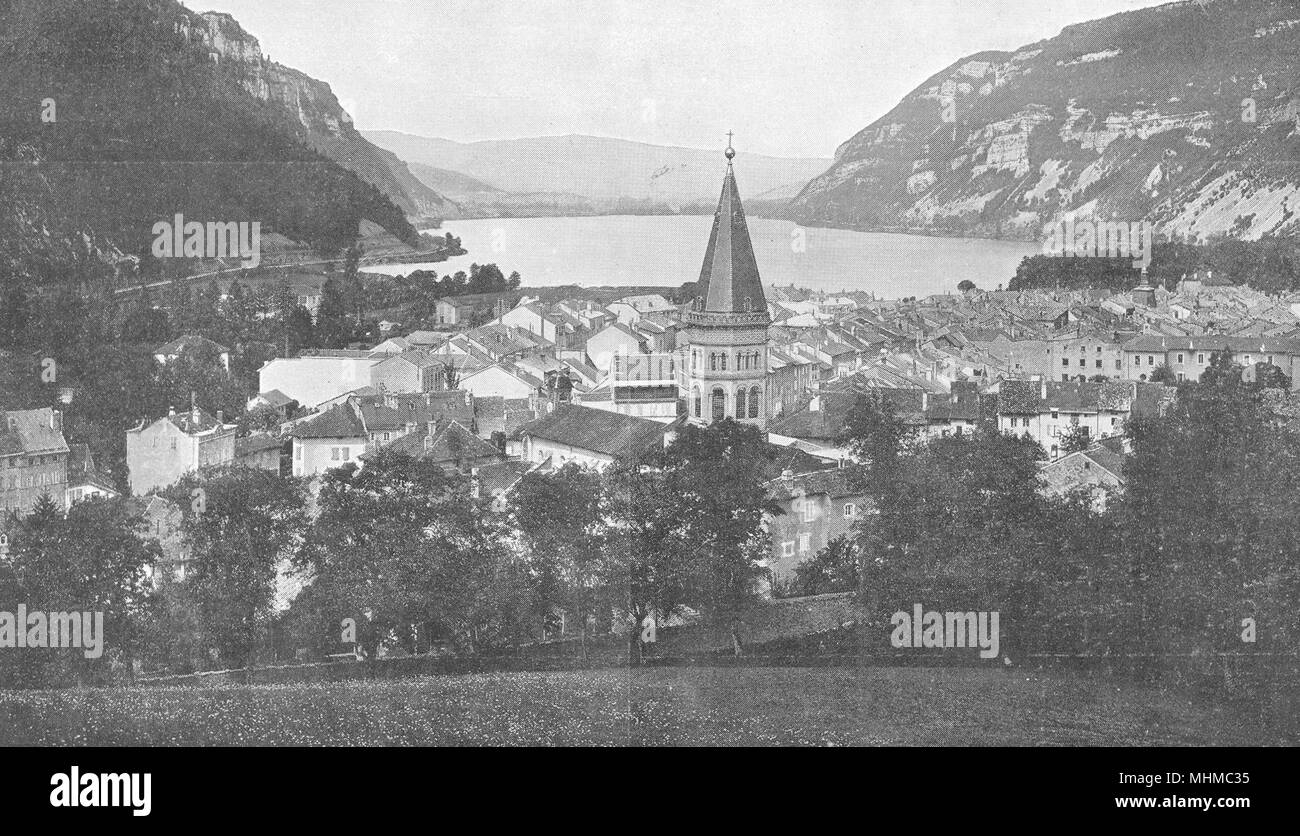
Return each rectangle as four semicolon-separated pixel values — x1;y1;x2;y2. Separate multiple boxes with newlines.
735;387;747;418
844;503;856;518
1050;445;1059;459
720;353;728;371
1177;373;1185;382
693;386;701;418
1245;355;1252;365
782;541;795;558
749;386;761;419
294;445;302;460
1177;353;1184;364
1268;355;1274;365
1051;410;1059;420
383;432;391;442
1148;355;1155;366
1115;359;1122;370
1062;358;1069;367
1095;360;1102;369
710;353;718;371
711;387;725;421
801;500;815;523
797;532;811;554
1197;353;1205;364
331;447;340;461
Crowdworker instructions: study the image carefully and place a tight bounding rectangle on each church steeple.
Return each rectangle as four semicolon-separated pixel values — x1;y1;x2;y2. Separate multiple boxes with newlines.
680;136;772;431
696;140;767;316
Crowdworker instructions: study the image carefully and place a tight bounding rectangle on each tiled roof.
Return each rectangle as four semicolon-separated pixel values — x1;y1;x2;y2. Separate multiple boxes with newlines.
766;464;870;501
1122;334;1300;353
288;404;367;439
696;161;767;315
235;434;285;456
520;404;670;458
474;460;533;497
0;408;68;457
385;420;500;464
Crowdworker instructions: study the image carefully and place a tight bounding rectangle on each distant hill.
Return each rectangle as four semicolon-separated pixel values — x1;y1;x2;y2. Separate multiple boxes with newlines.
792;0;1300;242
0;0;452;285
364;130;830;214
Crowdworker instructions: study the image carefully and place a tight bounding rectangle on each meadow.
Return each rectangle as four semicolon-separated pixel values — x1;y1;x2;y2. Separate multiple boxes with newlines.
0;666;1284;746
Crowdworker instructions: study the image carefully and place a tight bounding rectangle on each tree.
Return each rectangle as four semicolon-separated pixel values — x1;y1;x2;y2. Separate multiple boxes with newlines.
610;420;778;656
7;497;157;686
508;464;604;654
162;467;307;670
295;449;514;665
788;535;859;597
957;279;977;293
1059;424;1093;455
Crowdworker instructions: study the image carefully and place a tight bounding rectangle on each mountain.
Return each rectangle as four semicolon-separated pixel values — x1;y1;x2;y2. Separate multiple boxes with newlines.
193;12;457;224
364;130;830;215
0;0;451;285
791;0;1300;242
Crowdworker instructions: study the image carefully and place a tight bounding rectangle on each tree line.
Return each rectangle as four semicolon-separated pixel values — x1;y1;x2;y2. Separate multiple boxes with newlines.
0;420;780;685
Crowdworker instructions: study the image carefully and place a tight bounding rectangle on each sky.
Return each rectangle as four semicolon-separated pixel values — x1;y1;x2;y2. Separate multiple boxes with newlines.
197;0;1168;158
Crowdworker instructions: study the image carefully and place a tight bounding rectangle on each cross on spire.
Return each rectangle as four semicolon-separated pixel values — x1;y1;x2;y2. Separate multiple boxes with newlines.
725;131;735;161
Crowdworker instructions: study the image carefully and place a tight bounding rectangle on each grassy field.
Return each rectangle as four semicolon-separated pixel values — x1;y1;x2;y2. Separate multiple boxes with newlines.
0;666;1284;746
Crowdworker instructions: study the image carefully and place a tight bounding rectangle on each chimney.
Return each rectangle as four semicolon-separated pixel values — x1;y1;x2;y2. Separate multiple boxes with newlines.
463;390;471;408
216;410;224;426
427;420;437;435
470;467;481;499
405;422;416;435
50;409;62;433
168;406;176;419
1040;379;1048;400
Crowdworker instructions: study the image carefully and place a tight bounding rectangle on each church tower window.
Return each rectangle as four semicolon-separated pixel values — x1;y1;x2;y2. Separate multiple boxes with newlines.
711;387;726;421
749;386;761;418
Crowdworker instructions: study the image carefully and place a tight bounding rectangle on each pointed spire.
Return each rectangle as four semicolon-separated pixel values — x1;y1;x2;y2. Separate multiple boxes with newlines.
696;138;767;316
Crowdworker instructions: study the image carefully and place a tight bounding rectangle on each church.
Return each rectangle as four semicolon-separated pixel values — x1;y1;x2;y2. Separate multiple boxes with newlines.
680;142;772;430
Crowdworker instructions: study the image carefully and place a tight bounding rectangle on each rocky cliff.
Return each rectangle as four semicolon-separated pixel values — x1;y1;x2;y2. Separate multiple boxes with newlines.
791;0;1300;243
185;12;457;223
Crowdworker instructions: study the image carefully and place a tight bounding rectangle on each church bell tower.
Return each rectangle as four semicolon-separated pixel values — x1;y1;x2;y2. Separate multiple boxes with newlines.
681;137;771;429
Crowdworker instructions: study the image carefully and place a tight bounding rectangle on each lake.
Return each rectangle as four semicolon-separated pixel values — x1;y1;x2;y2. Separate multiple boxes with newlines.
364;215;1039;300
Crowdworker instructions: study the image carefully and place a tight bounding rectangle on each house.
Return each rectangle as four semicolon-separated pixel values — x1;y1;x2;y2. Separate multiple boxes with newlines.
435;298;476;327
287;403;369;477
154;334;230;372
369;336;412;355
382;420;503;471
125;406;236;496
587;322;647;372
1120;335;1300;388
1039;445;1127;511
127;496;189;585
354;390;476;448
65;443;120;506
765;465;870;587
519;404;676;470
258;350;381;409
246;389;299;420
234;434;285;474
459;363;545;400
996;379;1172;459
0;408;71;515
288;284;323;319
579;352;679;422
607;294;676;323
370;349;446;394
